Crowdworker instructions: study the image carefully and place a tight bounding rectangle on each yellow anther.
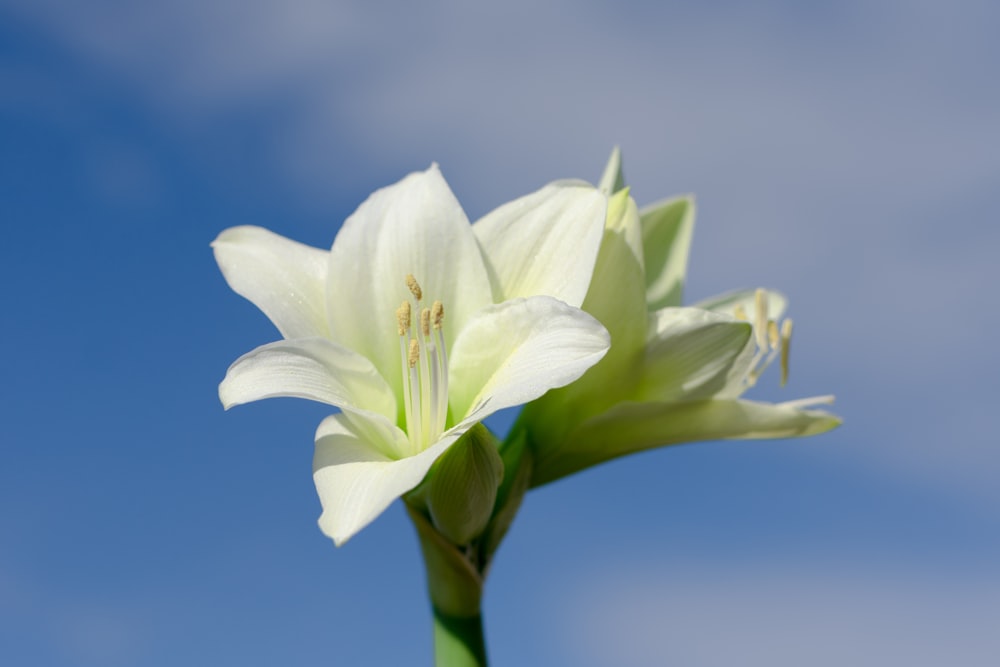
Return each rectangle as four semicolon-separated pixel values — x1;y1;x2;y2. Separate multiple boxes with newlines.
768;320;780;349
396;301;411;335
406;274;423;301
780;319;793;387
733;304;748;321
421;308;431;337
408;338;420;368
754;289;769;350
431;301;444;329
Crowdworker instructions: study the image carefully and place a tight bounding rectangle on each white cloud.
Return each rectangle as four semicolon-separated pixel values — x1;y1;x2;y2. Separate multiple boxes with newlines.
6;0;999;501
558;558;1000;667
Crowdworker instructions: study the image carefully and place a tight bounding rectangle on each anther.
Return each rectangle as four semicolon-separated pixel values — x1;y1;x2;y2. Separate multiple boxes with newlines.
780;319;793;387
767;320;780;350
421;308;431;337
406;274;423;301
396;301;411;335
408;339;420;368
754;289;769;350
733;305;748;321
431;301;444;329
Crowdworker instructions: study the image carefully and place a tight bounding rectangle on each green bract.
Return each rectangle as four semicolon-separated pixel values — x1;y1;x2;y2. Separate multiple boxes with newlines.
517;149;841;486
214;166;610;545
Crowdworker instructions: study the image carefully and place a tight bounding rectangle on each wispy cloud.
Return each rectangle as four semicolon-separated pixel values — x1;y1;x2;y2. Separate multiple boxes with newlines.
557;557;1000;667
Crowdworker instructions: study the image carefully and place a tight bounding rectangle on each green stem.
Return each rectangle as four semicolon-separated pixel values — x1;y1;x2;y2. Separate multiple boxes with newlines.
408;504;489;667
433;608;487;667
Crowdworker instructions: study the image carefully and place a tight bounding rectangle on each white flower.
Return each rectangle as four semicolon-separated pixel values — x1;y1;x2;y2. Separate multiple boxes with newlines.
213;165;609;544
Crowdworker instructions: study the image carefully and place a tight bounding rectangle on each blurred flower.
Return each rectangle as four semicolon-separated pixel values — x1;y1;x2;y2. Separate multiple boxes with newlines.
520;150;840;486
214;166;609;544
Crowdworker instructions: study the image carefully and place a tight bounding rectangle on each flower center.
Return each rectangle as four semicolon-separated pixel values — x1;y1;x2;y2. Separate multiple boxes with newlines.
733;288;794;387
395;274;449;450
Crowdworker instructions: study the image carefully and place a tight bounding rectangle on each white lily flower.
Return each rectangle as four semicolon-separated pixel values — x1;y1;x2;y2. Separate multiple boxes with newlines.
520;152;840;486
213;166;609;545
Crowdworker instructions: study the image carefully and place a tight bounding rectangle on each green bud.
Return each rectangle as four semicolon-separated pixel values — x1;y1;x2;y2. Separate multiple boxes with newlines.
426;424;504;546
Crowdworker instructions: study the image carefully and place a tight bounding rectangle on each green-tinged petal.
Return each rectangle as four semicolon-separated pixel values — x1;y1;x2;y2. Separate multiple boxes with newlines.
313;413;456;546
641;195;695;310
447;296;610;425
532;397;841;486
325;165;493;394
639;308;752;402
694;288;788;322
219;337;397;424
597;146;625;195
473;182;606;308
212;226;330;339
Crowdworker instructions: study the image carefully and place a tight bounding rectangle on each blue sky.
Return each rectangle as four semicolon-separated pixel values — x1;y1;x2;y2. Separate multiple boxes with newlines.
2;1;998;665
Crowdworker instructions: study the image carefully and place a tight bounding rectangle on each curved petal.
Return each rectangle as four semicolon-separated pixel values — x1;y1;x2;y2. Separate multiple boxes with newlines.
325;165;493;392
313;413;457;546
219;337;397;424
693;288;788;322
597;145;625;195
532;396;841;486
447;296;610;425
639;308;753;402
212;226;330;339
473;182;606;307
640;196;695;310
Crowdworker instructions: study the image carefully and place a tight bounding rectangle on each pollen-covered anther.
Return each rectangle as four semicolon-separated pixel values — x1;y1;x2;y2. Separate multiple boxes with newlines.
431;301;444;329
408;338;420;368
396;301;411;336
421;308;431;337
767;320;780;350
406;274;423;301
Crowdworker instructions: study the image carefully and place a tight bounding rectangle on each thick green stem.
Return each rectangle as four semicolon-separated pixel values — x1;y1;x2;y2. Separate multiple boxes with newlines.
432;608;487;667
408;504;488;667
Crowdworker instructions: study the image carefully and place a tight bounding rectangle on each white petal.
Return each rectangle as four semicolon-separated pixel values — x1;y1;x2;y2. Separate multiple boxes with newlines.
313;413;457;546
325;165;493;390
212;226;330;339
473;182;606;308
640;196;695;310
447;296;610;425
639;308;753;402
694;288;789;322
533;397;841;486
219;338;397;424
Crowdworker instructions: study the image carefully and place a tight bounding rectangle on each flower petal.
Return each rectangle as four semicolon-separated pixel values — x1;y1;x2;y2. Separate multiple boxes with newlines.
597;146;625;195
694;288;789;322
313;413;457;546
447;296;610;425
212;226;330;339
640;195;695;310
219;337;397;424
473;182;606;307
532;397;841;486
325;165;493;390
638;308;753;402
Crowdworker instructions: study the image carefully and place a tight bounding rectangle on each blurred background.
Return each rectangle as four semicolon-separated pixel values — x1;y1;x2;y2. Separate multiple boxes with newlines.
2;1;998;665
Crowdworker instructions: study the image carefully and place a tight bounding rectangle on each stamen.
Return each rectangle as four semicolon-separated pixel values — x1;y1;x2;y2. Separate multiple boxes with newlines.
432;301;444;329
406;274;423;301
421;308;431;337
754;289;769;351
408;339;420;368
767;320;780;350
780;319;793;387
396;301;411;336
